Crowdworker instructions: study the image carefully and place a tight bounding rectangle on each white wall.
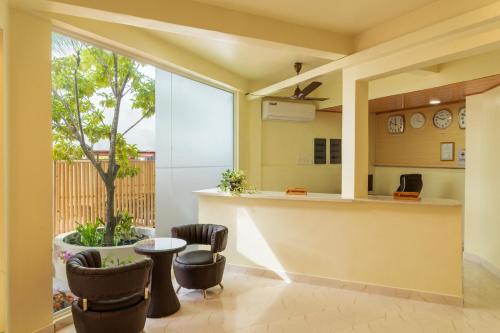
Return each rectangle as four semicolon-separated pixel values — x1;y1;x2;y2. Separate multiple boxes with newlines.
155;69;234;236
465;86;500;271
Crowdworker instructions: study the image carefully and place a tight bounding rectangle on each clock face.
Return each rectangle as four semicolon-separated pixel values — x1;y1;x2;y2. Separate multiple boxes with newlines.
387;115;404;134
433;109;452;129
459;107;466;129
410;112;426;129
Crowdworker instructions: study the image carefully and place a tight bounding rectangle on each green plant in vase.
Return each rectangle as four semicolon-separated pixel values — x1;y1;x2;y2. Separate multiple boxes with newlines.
75;218;104;246
114;211;137;245
67;211;146;246
217;169;255;195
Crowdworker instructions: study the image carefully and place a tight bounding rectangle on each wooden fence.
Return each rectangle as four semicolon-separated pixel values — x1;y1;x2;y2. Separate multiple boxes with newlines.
53;160;155;236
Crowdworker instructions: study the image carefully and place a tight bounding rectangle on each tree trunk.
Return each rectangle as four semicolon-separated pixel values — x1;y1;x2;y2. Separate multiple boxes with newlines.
103;181;117;246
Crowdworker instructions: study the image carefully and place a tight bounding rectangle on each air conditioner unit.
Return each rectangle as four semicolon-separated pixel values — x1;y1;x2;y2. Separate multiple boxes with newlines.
262;100;316;122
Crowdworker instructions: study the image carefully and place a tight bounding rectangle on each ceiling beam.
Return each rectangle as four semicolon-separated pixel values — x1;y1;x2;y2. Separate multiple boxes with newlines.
319;74;500;113
354;26;500;82
409;65;441;76
354;0;500;51
249;1;500;99
36;0;353;60
50;14;248;91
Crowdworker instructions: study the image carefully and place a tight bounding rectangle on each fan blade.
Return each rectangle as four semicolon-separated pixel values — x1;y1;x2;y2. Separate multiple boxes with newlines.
304;97;329;101
265;96;296;100
298;81;322;99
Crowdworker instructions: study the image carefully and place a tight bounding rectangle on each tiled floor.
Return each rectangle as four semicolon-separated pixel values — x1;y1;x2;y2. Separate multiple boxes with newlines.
58;260;500;333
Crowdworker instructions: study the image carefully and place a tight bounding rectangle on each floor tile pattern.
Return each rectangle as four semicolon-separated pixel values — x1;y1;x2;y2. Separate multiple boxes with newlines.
58;260;500;332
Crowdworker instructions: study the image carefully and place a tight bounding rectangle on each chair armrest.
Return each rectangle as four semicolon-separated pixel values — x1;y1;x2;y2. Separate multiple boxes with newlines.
210;228;228;253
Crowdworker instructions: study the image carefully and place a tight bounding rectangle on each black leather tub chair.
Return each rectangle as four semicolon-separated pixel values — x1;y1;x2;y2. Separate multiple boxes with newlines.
171;224;228;298
66;249;153;333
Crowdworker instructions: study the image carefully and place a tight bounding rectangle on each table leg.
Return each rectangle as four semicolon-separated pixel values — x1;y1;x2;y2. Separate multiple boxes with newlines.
148;252;180;318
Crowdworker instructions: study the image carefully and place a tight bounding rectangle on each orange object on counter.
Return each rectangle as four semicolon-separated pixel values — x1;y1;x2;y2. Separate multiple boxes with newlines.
393;191;421;201
286;188;308;195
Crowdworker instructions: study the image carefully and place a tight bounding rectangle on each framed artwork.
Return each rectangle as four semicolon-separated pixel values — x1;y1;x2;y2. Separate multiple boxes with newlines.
440;142;455;161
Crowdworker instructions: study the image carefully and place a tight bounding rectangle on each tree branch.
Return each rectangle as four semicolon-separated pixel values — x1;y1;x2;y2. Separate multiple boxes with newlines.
53;88;106;181
108;53;122;178
119;70;131;97
73;51;86;147
122;113;147;136
122;85;133;97
113;54;119;98
53;89;79;134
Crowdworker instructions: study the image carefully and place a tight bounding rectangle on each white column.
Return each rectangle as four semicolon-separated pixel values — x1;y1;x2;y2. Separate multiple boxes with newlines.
341;69;369;199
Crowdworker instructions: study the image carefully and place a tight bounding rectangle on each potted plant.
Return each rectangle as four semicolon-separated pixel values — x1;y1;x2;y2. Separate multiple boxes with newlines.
52;34;155;246
53;211;155;283
217;169;255;195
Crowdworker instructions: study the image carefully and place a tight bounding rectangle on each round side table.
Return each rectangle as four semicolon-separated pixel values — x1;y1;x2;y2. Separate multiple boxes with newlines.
134;237;187;318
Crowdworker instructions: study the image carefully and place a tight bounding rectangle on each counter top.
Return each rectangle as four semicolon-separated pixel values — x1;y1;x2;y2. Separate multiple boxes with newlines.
194;188;461;207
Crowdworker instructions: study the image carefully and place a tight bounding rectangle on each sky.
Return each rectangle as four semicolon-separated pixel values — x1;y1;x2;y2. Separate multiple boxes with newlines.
94;64;156;151
52;33;156;152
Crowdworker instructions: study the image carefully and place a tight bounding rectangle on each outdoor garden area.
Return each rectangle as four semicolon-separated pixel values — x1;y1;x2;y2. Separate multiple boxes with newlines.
51;33;156;313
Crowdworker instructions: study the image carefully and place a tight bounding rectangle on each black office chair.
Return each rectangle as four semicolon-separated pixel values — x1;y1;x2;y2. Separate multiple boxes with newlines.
396;174;423;193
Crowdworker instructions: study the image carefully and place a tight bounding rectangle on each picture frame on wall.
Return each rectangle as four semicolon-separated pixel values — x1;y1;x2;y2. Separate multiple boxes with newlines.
440;142;455;161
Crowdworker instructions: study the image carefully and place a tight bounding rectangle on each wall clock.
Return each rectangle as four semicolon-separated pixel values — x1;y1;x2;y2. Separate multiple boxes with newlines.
387;115;404;134
458;107;466;129
433;109;452;129
410;112;426;129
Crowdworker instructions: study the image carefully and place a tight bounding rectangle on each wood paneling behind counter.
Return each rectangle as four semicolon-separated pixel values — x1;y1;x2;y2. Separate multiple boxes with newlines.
375;102;465;169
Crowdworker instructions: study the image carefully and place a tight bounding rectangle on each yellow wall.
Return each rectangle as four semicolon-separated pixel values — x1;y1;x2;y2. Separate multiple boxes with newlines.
250;101;466;202
5;9;53;333
244;99;262;189
261;112;342;193
0;1;5;330
372;104;466;204
374;167;465;203
0;1;497;331
465;86;500;271
199;194;463;299
286;50;499;200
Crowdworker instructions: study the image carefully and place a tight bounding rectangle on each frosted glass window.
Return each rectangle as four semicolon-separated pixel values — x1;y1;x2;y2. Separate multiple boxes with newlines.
155;70;234;235
171;74;233;167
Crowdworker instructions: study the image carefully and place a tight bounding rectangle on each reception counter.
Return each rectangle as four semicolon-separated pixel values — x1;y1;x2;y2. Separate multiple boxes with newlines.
195;189;463;304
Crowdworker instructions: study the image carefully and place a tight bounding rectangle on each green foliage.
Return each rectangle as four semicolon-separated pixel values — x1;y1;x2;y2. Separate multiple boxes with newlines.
75;218;104;246
115;135;140;178
102;254;135;268
72;212;145;247
114;211;137;244
52;34;155;243
217;169;255;195
51;33;155;178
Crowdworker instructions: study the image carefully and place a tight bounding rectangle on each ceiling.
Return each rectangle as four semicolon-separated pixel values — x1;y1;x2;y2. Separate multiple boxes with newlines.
192;0;438;35
146;0;440;83
319;74;500;113
149;30;336;82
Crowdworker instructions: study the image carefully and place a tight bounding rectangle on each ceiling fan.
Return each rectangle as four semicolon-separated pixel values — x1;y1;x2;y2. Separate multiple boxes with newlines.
253;62;328;101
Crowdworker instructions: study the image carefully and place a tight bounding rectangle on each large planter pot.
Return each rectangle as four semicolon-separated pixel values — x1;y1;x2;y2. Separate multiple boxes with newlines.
53;227;155;284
